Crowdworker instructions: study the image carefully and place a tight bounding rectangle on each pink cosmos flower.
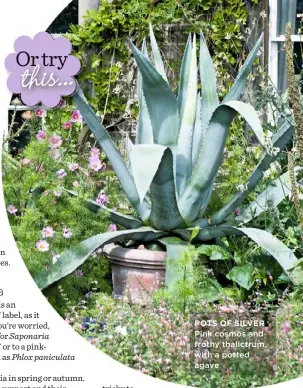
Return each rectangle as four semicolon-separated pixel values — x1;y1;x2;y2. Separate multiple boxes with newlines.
36;164;44;172
63;228;73;239
89;159;104;172
7;204;17;215
51;251;60;264
108;224;117;232
73;181;80;188
21;110;33;120
52;255;59;264
21;158;32;166
62;121;72;130
48;134;62;148
90;147;100;157
36;240;49;252
96;191;109;206
71;110;83;123
281;321;292;335
234;208;241;216
53;189;62;197
35;108;46;118
74;270;84;277
56;169;67;179
42;226;55;238
36;130;46;141
69;163;79;172
49;148;61;160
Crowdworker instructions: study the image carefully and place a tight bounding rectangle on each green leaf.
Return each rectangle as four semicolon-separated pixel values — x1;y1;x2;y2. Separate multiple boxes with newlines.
159;237;190;291
149;147;186;230
130;144;166;204
173;227;297;280
197;278;222;302
210;120;294;225
227;264;255;290
61;188;143;229
200;31;219;134
223;101;266;149
129;40;179;147
180;100;265;222
252;254;283;280
223;34;263;102
178;104;236;223
149;24;168;82
196;245;231;260
177;34;192;120
35;227;168;290
136;39;154;144
192;92;203;168
176;34;197;196
74;90;150;222
236;168;302;224
289;266;303;285
125;135;134;173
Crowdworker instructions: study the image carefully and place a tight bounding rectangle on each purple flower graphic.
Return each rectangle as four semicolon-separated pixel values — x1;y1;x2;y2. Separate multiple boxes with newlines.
5;32;81;108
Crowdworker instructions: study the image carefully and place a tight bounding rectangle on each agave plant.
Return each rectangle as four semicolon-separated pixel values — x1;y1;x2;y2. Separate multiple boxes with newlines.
35;26;299;290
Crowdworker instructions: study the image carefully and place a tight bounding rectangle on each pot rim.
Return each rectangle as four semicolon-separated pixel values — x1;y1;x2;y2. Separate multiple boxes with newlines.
103;243;167;269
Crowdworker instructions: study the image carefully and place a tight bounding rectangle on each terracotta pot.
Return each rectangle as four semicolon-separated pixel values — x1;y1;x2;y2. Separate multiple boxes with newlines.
103;243;167;301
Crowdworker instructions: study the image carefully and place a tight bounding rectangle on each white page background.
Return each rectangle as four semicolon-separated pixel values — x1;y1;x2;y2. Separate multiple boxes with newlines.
0;1;302;387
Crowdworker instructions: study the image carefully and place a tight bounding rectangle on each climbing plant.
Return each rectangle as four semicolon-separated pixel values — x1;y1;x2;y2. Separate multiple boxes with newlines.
68;0;261;119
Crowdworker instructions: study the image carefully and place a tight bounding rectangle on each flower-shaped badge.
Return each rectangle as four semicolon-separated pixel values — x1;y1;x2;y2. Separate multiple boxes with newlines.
5;32;81;108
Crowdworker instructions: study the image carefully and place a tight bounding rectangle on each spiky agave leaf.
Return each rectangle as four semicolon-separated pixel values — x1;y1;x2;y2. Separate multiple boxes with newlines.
149;147;186;231
223;34;264;103
35;228;168;289
176;34;198;196
199;31;219;135
178;100;266;223
74;90;150;222
235;168;302;224
130;144;167;204
149;24;168;82
209;121;295;225
136;39;153;144
61;188;143;229
177;34;192;119
129;40;179;147
173;227;297;281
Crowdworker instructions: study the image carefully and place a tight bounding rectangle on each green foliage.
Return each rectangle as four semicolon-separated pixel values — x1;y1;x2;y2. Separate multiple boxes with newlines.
68;291;302;387
2;104;127;315
37;24;300;294
68;0;260;113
